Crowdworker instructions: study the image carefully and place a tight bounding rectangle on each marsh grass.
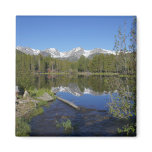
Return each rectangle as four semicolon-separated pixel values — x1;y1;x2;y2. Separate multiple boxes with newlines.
16;107;44;136
56;119;73;134
37;100;48;107
29;107;44;118
16;103;44;136
16;117;31;136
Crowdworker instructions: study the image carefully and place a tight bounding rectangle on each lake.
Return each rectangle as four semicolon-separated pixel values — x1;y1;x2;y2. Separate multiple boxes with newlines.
17;74;136;136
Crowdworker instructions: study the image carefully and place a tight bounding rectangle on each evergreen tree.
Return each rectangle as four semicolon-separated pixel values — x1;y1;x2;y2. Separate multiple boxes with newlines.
78;55;86;72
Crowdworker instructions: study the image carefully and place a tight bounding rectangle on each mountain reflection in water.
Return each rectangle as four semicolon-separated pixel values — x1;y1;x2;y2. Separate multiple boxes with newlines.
17;74;135;96
52;84;110;96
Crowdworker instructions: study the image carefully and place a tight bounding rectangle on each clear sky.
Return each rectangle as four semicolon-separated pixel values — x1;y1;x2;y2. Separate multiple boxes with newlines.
16;16;134;52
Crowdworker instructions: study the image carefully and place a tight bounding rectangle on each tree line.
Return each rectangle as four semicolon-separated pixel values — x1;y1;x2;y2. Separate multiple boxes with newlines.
16;50;136;75
16;17;136;76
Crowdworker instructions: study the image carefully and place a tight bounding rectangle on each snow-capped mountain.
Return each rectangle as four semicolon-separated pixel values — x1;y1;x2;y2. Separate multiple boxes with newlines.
63;47;84;58
40;48;61;58
16;46;116;60
16;46;40;55
62;47;86;61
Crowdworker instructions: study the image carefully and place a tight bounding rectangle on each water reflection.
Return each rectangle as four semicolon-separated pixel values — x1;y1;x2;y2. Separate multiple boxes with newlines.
16;74;136;97
17;74;136;136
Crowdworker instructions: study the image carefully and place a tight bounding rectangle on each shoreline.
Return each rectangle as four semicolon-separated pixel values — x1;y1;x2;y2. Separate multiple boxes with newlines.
35;72;136;78
16;89;55;136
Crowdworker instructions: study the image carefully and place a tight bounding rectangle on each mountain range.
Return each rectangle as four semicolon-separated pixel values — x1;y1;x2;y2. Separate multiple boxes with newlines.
16;46;116;61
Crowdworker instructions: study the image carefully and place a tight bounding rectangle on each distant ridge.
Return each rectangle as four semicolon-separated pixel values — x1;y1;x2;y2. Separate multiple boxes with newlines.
16;46;116;61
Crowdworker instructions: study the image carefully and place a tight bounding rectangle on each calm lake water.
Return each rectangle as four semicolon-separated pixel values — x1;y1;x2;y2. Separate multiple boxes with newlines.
18;74;136;136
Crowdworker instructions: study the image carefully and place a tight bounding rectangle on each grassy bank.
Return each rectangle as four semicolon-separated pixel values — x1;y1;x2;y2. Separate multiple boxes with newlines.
16;106;44;136
28;88;56;99
16;89;55;136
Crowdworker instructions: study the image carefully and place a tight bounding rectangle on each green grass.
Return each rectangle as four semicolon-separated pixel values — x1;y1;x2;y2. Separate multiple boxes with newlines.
91;72;118;76
36;72;135;78
16;88;55;136
16;103;44;136
16;107;44;136
56;119;73;134
36;72;68;75
28;88;55;99
29;107;44;118
117;124;136;136
16;117;31;136
89;72;135;77
37;100;48;107
28;88;56;108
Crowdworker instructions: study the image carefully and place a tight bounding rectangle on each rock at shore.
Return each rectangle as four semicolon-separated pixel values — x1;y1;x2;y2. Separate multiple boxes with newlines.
37;92;54;101
23;90;29;99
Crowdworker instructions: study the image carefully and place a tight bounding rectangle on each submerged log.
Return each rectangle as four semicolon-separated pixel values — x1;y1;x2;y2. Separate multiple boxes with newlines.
56;96;80;110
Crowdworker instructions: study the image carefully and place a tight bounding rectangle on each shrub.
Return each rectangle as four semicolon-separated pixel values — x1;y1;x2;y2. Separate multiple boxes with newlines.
117;124;136;136
56;119;73;134
108;94;134;119
16;117;31;136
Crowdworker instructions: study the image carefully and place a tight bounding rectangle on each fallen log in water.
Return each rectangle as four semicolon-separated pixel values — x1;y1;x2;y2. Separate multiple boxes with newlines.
56;96;80;110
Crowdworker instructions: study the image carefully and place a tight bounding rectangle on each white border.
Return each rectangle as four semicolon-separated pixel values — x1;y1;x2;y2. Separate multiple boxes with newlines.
0;0;152;152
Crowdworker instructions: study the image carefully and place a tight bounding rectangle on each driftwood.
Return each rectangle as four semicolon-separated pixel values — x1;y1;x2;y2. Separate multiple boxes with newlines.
56;96;80;110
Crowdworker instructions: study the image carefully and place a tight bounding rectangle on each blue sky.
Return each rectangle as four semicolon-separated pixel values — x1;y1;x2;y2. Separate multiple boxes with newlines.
16;16;134;52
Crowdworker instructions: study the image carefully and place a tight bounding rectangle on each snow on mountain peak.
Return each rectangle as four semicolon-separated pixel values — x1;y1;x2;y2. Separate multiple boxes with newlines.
16;46;116;60
75;47;83;52
83;50;92;57
45;48;61;57
32;49;40;55
16;46;40;55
